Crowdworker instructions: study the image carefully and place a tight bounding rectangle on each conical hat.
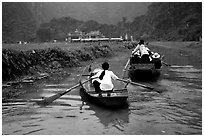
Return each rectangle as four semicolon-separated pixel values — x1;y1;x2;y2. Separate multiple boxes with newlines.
152;53;160;58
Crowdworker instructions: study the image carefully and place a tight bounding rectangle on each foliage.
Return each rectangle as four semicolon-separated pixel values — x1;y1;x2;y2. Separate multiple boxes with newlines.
143;2;202;41
2;2;37;43
2;44;114;81
2;2;202;43
36;27;52;42
36;2;202;41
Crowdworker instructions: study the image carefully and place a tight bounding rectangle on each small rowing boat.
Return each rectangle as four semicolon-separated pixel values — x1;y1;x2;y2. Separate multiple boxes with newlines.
127;54;162;81
79;68;129;108
79;86;128;108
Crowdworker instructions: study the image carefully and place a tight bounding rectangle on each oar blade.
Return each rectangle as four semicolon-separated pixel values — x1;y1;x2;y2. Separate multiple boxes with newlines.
117;78;154;90
129;81;154;90
162;61;171;66
37;79;90;106
122;59;130;79
37;93;61;106
122;70;129;79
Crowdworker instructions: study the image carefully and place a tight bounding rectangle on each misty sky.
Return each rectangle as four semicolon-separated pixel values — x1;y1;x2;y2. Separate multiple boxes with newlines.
42;2;151;24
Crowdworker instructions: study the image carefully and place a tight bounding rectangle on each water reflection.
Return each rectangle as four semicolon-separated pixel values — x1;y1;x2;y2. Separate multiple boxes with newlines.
155;65;202;134
2;63;202;135
80;100;129;128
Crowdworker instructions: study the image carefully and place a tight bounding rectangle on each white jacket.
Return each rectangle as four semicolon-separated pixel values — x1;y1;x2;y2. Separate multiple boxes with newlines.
139;45;149;56
132;44;149;56
91;70;118;90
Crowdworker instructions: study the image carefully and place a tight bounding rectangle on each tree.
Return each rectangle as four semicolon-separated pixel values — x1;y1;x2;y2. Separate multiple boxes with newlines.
36;27;51;42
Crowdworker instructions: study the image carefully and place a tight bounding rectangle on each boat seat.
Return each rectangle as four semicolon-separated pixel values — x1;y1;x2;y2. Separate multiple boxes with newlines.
101;89;113;93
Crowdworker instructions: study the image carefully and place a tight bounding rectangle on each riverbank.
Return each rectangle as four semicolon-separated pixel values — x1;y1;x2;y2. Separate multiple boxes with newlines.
2;41;202;135
2;42;133;100
150;41;202;69
2;41;201;101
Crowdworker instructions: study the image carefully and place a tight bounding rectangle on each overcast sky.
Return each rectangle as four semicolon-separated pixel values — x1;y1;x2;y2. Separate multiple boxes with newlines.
42;2;151;24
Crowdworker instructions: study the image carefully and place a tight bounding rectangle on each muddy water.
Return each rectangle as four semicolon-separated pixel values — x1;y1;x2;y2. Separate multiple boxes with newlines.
2;52;202;135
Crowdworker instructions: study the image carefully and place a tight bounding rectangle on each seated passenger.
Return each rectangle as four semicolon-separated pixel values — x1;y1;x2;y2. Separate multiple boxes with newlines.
151;52;162;69
91;62;119;96
132;40;151;63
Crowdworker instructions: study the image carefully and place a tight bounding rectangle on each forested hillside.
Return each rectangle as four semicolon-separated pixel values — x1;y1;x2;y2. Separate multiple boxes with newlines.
135;2;202;41
2;2;37;43
2;2;202;43
38;2;202;41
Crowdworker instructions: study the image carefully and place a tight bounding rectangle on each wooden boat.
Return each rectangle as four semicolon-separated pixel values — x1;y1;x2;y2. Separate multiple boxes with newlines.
127;55;162;81
79;86;128;108
79;69;129;108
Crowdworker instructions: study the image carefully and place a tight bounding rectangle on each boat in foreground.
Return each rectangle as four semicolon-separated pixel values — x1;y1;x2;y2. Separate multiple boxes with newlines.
79;86;128;108
79;68;129;108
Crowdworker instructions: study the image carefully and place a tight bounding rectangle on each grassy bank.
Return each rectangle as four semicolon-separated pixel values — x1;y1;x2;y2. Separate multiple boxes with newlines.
149;41;202;69
3;41;201;101
2;42;133;82
2;42;134;100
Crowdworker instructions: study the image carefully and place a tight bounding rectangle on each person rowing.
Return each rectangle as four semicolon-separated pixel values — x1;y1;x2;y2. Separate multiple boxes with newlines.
91;62;119;97
132;39;151;63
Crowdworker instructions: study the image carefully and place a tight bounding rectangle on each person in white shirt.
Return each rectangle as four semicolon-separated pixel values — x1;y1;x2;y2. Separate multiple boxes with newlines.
91;62;119;96
132;40;151;63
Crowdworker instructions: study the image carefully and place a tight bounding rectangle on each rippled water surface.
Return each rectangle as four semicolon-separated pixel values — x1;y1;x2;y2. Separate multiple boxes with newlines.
2;56;202;135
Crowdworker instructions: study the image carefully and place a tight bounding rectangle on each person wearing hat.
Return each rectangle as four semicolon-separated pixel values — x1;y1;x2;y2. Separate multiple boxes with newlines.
132;40;151;63
91;62;119;96
151;52;162;69
152;52;160;59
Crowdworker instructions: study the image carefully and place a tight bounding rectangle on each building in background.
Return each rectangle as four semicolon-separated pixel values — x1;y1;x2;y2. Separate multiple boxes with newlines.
67;29;125;42
67;29;85;42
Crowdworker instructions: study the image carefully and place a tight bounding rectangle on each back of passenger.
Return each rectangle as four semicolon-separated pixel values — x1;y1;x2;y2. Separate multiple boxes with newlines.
139;44;150;63
132;40;150;63
91;62;119;96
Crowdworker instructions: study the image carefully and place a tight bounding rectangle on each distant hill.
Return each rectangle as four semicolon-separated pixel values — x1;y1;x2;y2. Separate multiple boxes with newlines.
29;2;150;25
130;2;202;41
2;2;37;43
2;2;202;43
38;2;202;42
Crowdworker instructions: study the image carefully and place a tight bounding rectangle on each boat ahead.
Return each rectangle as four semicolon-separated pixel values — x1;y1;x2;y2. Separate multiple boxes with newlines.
79;80;128;108
128;55;162;81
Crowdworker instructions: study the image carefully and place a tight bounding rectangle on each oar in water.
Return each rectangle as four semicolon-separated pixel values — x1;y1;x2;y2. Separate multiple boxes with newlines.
162;61;171;66
122;59;130;78
37;78;91;106
117;78;154;90
118;78;163;93
79;65;88;81
37;66;89;106
161;55;171;66
88;65;92;72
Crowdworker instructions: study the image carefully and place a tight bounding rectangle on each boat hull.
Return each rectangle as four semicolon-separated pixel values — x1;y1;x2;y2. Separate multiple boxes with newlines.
79;87;128;108
128;63;161;81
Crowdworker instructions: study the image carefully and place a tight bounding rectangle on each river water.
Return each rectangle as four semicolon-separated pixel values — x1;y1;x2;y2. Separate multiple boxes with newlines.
2;51;202;135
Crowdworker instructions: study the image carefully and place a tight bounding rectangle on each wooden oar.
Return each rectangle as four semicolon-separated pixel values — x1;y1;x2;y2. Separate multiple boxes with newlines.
79;65;88;81
122;59;130;78
37;65;91;106
162;61;171;66
117;78;154;90
161;55;171;66
88;64;92;72
37;78;91;106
